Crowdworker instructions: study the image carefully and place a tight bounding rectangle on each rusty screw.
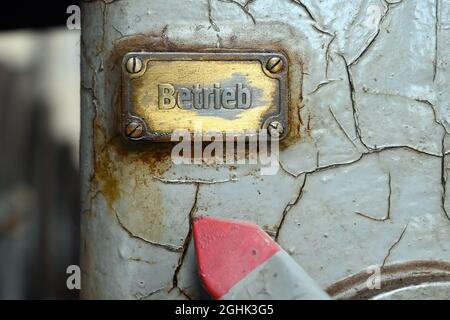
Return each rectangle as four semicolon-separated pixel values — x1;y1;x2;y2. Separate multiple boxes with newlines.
266;56;284;74
125;121;144;139
268;121;284;137
126;56;143;74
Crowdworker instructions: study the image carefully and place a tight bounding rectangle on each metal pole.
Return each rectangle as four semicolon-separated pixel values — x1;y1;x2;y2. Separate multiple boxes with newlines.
80;0;450;300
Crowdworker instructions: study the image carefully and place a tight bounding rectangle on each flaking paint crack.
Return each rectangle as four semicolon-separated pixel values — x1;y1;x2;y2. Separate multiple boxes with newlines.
152;175;238;185
329;106;358;149
95;190;184;253
114;209;183;252
349;0;403;67
441;134;450;222
127;257;156;266
112;24;125;37
134;286;164;300
309;79;342;95
289;0;333;38
357;86;449;135
414;99;450;135
382;223;409;267
355;172;392;222
325;34;337;78
98;1;107;56
178;287;194;300
289;0;317;24
244;0;256;10
207;0;221;32
172;183;201;289
275;174;307;241
434;0;440;82
81;36;102;189
280;145;442;180
339;53;370;151
83;0;123;56
218;0;256;25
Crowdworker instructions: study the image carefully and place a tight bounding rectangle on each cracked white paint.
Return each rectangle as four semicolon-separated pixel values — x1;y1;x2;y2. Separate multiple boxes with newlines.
196;169;306;234
278;149;449;287
81;0;450;299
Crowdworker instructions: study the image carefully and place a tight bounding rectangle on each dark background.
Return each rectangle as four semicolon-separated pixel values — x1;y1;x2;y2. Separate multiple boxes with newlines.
1;2;81;299
0;2;79;31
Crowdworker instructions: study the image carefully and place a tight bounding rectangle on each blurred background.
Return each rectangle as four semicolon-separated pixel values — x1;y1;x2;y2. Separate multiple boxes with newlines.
0;2;80;299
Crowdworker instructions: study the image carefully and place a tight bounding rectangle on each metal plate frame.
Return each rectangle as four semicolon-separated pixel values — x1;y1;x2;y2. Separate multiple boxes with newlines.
121;51;289;142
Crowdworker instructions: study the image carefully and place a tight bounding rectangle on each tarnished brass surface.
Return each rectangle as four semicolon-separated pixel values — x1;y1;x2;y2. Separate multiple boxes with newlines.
122;52;288;141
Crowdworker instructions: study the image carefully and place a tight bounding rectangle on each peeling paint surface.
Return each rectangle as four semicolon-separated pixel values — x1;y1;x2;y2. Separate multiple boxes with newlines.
81;0;450;299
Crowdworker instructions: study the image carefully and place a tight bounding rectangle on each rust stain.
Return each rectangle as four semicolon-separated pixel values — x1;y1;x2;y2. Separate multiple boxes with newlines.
92;137;170;240
95;147;121;206
111;137;173;176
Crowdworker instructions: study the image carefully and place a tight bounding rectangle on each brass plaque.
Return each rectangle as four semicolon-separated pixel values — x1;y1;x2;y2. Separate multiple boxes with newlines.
122;52;288;141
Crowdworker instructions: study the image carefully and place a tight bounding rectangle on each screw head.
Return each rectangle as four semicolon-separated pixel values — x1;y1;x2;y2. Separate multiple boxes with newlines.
266;57;284;74
125;121;144;139
126;56;144;74
268;121;284;137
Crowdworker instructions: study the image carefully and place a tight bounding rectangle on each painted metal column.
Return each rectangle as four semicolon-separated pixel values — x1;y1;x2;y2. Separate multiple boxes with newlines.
81;0;450;299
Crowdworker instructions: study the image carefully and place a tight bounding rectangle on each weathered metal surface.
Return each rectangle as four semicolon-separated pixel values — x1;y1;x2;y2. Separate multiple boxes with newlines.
81;0;450;299
121;52;288;141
